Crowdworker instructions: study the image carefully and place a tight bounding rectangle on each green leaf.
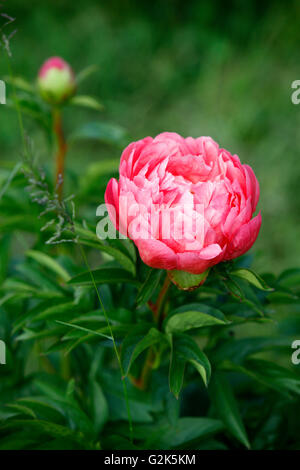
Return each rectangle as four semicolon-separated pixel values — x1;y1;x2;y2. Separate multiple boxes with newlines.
0;431;40;450
12;300;78;333
0;214;41;233
69;95;104;111
6;403;37;419
211;336;291;365
89;380;109;433
209;372;250;448
78;161;119;199
168;269;210;290
16;326;65;342
136;269;163;306
195;439;228;450
231;268;273;291
34;301;79;322
155;417;224;449
75;225;136;275
26;250;70;282
16;397;66;423
0;420;89;447
169;334;211;398
56;320;112;340
165;392;180;427
223;277;245;299
69;121;130;148
75;64;99;85
68;267;139;287
165;303;229;334
16;262;66;293
224;359;300;398
7;94;50;127
267;290;299;304
0;162;22;201
26;386;96;438
277;268;300;288
4;75;35;93
121;326;164;376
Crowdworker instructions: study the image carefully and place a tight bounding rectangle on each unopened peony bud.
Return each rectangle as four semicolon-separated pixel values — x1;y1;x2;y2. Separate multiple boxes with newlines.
38;57;76;105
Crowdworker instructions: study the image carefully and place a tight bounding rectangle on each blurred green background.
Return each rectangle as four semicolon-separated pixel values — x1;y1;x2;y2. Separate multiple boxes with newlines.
1;0;300;273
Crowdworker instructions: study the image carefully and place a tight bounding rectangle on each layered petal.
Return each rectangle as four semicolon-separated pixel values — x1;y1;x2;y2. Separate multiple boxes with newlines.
136;239;177;270
104;133;261;273
224;212;262;260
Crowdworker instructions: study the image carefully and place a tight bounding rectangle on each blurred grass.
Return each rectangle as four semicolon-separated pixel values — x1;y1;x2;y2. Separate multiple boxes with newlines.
0;0;300;273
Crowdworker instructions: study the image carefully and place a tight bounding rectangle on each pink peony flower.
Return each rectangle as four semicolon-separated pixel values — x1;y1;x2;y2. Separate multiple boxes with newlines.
38;57;76;105
105;132;261;274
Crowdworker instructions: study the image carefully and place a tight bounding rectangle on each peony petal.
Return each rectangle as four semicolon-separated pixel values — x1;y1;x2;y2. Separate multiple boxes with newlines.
136;239;177;270
199;243;222;259
244;164;260;211
177;252;212;274
104;178;119;230
224;212;262;260
120;138;152;178
177;243;226;274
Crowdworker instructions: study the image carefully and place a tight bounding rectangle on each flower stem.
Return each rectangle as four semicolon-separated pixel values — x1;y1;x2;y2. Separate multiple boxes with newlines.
154;274;171;325
130;348;155;390
52;107;67;199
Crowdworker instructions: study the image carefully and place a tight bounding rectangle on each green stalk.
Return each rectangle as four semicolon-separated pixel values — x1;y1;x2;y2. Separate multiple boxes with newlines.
4;49;133;444
5;54;27;157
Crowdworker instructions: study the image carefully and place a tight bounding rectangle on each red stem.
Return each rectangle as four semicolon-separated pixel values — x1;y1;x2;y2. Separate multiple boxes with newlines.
53;108;67;199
